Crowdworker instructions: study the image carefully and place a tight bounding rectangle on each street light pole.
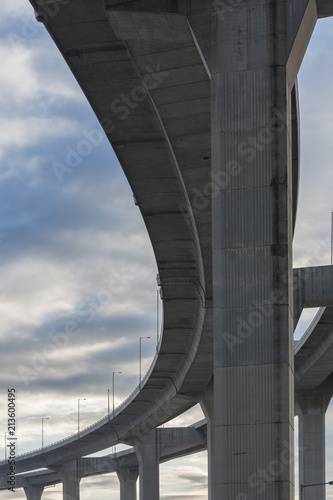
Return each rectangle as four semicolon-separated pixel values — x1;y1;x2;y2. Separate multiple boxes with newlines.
112;371;122;418
42;417;49;451
107;389;110;420
300;480;333;500
78;398;86;438
157;289;159;348
4;432;6;460
139;336;150;389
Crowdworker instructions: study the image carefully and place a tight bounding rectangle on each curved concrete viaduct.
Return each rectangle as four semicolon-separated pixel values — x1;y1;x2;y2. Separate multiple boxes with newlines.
3;309;333;500
1;421;208;499
3;1;333;499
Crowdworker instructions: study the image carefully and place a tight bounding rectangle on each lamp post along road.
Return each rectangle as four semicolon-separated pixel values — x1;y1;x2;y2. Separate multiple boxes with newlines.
156;289;159;348
112;371;121;418
77;398;86;438
139;337;150;389
41;417;49;451
300;481;333;500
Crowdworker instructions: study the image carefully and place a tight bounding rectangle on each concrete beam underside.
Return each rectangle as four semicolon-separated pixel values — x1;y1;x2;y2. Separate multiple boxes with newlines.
16;1;333;500
294;266;333;326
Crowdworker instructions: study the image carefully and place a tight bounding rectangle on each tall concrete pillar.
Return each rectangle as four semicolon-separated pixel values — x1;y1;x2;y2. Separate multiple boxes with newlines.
116;467;138;500
23;485;44;500
296;394;330;500
58;460;82;500
188;1;316;498
134;430;160;500
201;380;215;500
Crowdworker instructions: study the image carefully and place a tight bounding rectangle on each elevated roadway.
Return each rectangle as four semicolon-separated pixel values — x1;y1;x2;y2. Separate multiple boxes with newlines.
8;0;217;476
0;422;207;491
3;306;333;497
3;1;333;498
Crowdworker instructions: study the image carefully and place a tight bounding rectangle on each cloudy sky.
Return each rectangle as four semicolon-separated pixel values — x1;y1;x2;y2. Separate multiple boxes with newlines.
0;2;333;499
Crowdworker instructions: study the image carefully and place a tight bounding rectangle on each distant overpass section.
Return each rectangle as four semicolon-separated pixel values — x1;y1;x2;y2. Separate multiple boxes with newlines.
3;309;333;498
5;1;333;499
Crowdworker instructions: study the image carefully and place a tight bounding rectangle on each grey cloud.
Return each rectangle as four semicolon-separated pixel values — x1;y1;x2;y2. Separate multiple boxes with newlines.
178;472;207;487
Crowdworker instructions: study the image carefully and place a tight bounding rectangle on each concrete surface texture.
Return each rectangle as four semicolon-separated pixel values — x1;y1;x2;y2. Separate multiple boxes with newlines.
1;0;333;499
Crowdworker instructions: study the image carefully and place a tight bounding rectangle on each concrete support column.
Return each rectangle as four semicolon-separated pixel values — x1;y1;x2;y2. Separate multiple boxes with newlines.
211;65;294;497
187;1;311;497
58;460;82;500
296;394;330;500
23;485;44;500
116;467;138;500
134;430;160;500
201;380;215;500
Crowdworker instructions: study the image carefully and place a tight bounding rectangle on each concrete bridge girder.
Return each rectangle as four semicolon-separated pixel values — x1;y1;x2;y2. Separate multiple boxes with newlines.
1;425;207;499
6;1;333;499
317;0;333;17
294;266;333;327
